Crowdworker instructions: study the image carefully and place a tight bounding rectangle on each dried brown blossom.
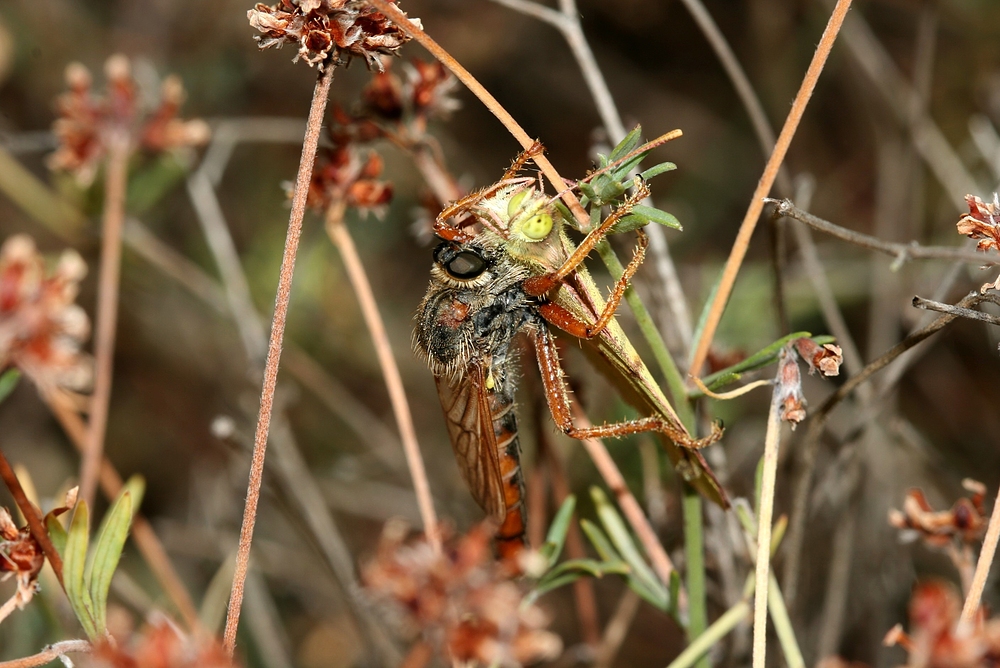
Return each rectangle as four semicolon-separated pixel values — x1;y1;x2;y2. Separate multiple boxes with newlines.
957;194;1000;293
362;59;460;124
0;235;92;395
306;143;393;216
247;0;419;71
775;345;806;426
889;480;987;547
362;521;562;667
883;581;1000;668
0;487;76;625
83;618;237;668
793;337;843;377
49;56;209;186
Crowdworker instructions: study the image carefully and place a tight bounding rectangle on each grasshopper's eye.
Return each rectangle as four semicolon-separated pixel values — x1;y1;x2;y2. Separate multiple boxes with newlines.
445;250;487;279
521;212;553;240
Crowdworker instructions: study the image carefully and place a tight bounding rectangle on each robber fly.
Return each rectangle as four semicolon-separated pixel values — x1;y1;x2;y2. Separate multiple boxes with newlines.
414;138;726;557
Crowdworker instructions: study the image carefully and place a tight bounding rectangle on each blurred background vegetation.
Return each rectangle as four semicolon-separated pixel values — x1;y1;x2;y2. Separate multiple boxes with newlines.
2;0;1000;666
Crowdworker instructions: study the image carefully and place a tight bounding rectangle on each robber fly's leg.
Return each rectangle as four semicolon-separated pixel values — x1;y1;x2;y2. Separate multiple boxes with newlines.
535;229;648;339
524;180;652;298
501;141;545;181
531;327;721;449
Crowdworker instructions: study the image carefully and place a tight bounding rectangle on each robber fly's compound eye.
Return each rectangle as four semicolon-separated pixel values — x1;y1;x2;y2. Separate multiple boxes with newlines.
444;250;488;279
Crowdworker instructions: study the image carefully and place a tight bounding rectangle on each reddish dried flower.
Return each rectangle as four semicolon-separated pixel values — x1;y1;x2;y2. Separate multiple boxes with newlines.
957;194;1000;293
407;59;459;118
306;144;393;216
793;337;843;377
362;522;562;667
49;57;209;186
247;0;418;71
83;618;237;668
364;69;405;120
0;487;76;625
889;480;987;547
775;345;806;426
883;581;1000;668
0;235;92;395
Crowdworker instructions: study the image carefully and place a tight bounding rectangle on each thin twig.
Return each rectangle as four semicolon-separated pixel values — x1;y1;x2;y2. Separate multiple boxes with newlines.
44;391;201;628
752;365;785;668
594;589;641;668
0;448;64;585
782;291;991;605
0;640;92;668
79;134;130;509
770;198;996;266
961;484;1000;623
687;0;853;377
570;403;676;584
222;65;335;656
325;202;440;551
913;296;1000;326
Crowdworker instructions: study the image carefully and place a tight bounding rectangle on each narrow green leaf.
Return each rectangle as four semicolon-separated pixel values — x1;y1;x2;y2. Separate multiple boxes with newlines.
696;332;813;393
624;571;670;610
64;502;99;639
46;514;68;558
539;495;576;567
87;476;143;634
580;519;620;563
611;152;649;181
591;487;668;604
668;570;682;620
609;126;643;162
640;162;677;181
529;572;585;601
631;205;681;230
0;369;21;405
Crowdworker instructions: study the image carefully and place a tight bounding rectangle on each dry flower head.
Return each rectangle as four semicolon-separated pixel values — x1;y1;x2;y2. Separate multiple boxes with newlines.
889;480;987;547
362;521;562;667
49;56;209;186
773;338;843;426
83;618;237;668
957;193;1000;293
247;0;419;71
883;581;1000;667
0;235;92;396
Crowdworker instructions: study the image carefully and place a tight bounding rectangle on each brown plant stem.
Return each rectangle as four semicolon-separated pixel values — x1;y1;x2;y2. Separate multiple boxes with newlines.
913;296;1000;326
368;0;590;227
0;447;64;585
770;198;996;266
79;135;129;509
687;0;853;378
0;640;92;668
324;201;441;551
569;402;676;585
961;483;1000;624
222;66;335;656
45;391;200;629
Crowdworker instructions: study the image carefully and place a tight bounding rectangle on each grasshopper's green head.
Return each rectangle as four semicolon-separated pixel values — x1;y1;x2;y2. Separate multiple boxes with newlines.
506;187;556;243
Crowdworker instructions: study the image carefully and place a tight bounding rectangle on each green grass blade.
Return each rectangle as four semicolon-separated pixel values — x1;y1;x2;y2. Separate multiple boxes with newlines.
590;487;667;601
64;501;99;639
540;495;576;567
45;514;68;558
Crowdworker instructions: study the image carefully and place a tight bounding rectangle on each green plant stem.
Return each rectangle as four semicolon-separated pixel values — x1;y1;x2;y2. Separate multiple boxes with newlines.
768;573;805;668
667;600;751;668
595;240;693;426
682;486;709;668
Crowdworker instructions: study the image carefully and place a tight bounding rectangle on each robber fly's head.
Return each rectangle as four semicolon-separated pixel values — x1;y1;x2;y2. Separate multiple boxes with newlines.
430;239;497;289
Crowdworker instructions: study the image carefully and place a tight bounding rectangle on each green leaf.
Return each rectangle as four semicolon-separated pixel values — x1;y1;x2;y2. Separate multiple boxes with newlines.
614;205;683;234
87;477;143;634
0;369;21;405
539;495;576;567
668;570;682;620
640;162;677;181
46;514;68;558
591;487;667;605
580;519;620;563
64;502;99;639
533;559;630;599
609;126;643;163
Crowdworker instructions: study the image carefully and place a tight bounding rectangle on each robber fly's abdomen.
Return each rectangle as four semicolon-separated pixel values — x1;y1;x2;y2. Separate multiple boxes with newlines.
489;377;527;558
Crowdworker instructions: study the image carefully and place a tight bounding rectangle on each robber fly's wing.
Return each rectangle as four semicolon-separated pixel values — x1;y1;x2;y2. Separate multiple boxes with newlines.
434;365;507;521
